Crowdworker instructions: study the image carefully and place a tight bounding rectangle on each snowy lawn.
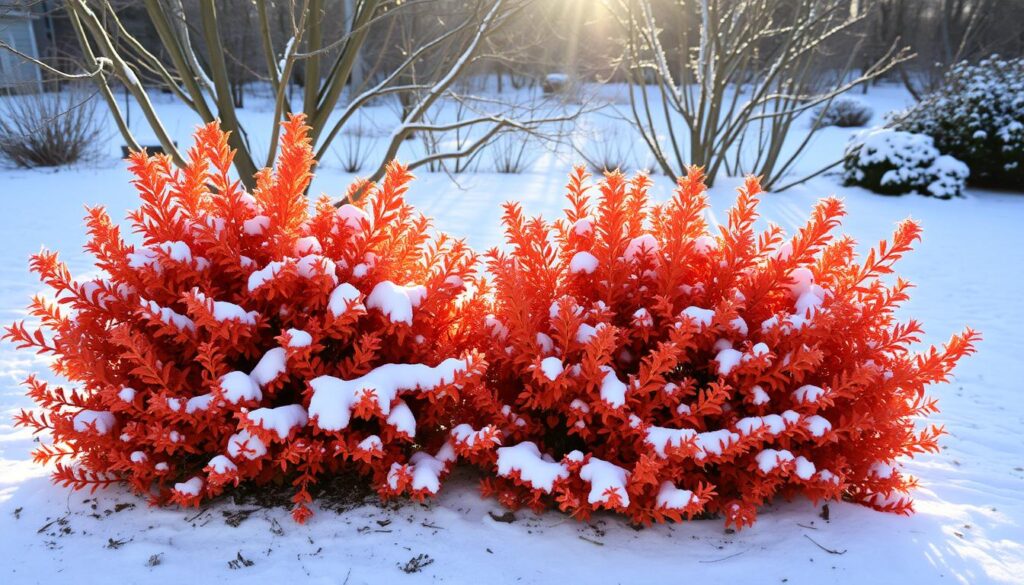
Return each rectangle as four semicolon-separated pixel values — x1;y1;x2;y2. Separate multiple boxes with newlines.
1;86;1022;584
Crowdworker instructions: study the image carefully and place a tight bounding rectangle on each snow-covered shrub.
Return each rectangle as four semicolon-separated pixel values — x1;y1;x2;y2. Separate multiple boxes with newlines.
542;73;570;94
893;56;1024;188
843;129;970;199
460;168;978;529
814;96;873;128
5;115;491;522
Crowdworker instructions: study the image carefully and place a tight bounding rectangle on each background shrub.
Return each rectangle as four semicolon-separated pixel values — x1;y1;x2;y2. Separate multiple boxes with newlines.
0;83;105;168
458;167;978;528
814;96;874;128
843;128;970;199
893;56;1024;189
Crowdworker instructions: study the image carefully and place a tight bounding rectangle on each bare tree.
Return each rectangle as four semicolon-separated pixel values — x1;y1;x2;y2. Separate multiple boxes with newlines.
882;0;1013;100
609;0;912;189
2;0;577;196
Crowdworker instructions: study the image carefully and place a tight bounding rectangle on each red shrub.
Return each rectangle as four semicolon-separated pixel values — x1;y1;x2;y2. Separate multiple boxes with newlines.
5;115;492;522
461;167;979;528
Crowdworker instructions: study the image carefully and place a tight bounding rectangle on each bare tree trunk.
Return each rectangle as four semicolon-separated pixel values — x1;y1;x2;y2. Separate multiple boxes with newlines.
612;0;912;189
3;0;575;197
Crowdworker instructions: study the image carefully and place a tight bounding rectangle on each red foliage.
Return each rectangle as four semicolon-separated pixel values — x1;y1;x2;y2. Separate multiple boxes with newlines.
6;121;978;528
460;167;979;528
5;115;490;522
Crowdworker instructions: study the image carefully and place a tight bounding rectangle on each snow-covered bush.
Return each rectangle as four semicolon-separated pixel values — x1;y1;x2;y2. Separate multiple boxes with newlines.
843;129;970;199
5;116;492;523
814;96;873;128
460;168;978;529
893;56;1024;188
542;73;570;94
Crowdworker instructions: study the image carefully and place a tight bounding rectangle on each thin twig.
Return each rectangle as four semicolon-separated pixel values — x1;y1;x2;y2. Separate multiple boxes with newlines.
804;534;847;555
698;549;750;563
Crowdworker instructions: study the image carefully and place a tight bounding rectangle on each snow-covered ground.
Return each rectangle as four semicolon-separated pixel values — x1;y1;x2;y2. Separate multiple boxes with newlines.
1;85;1022;584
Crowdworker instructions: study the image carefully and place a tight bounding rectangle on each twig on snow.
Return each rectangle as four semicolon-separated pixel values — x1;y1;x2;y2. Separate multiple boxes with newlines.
804;534;847;555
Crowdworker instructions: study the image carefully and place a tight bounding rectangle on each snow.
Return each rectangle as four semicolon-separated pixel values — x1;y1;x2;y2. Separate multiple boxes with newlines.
645;426;697;457
173;477;203;497
756;449;795;473
624;234;660;260
1;83;1023;585
129;451;146;463
633;307;653;327
869;461;896;479
539;356;564;380
185;394;213;414
207;455;237;474
295;254;337;282
226;430;267;460
792;384;826;404
357;435;382;452
693;429;739;460
656;481;695;510
336;204;369;232
568;251;598;274
158;241;192;263
246;404;308;440
598;366;628;408
127;247;159;270
247;260;285;291
294;236;322;255
404;451;448;493
579;457;630;507
308;359;467;431
219;371;262;403
365;281;427;324
572;217;593;236
575;322;606;343
250;347;286;387
285;328;312;347
693;235;717;254
117;387;136;402
450;424;497;448
535;332;554;353
729;316;749;336
207;298;258;324
484;315;509;340
243;215;269;235
72;410;115;434
751;385;770;405
386;399;416;436
495;442;568;493
736;411;800;436
794;456;816;480
328;282;364;316
140;299;195;331
681;306;714;328
715;348;743;375
803;415;832;437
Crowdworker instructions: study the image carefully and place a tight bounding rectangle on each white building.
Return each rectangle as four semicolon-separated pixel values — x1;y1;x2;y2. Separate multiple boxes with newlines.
0;2;43;92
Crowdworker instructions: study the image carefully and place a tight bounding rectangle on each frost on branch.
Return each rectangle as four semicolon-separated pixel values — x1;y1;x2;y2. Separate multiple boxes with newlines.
5;115;489;522
466;166;978;528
